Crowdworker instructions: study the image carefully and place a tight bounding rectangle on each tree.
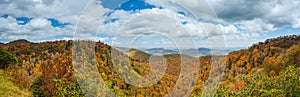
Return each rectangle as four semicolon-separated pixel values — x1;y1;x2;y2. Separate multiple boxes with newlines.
0;48;17;69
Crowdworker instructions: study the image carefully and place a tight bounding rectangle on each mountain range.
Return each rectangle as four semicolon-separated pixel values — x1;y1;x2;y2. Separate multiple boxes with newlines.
115;46;233;57
0;39;236;57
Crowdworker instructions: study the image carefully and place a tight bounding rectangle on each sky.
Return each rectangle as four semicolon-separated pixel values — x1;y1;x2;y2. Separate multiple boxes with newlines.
1;0;300;49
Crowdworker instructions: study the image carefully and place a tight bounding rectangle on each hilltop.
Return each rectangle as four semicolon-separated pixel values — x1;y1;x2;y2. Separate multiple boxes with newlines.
0;43;4;47
6;39;32;45
127;48;151;62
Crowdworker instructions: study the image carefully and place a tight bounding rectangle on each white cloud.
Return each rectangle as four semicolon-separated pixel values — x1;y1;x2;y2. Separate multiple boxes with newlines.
0;0;111;42
145;0;217;19
209;0;300;31
75;0;110;33
0;16;73;41
97;5;246;48
0;0;91;24
238;18;276;34
29;18;51;27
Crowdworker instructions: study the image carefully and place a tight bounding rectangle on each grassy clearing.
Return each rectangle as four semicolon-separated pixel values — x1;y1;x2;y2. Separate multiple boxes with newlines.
0;69;31;97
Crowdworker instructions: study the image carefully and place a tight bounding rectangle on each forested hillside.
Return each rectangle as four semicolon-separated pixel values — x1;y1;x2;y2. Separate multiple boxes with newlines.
0;35;299;96
215;35;300;96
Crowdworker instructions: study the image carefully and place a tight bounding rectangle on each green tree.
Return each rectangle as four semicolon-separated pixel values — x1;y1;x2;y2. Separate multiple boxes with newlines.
30;76;45;96
0;48;17;69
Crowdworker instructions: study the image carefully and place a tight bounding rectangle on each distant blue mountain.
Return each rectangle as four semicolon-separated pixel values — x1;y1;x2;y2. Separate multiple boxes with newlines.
198;48;212;55
144;48;178;55
114;46;233;57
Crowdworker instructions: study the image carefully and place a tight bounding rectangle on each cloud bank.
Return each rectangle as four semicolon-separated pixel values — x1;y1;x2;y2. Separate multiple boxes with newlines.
0;0;299;48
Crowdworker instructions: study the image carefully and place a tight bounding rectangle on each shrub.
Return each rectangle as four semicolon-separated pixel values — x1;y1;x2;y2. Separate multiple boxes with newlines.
0;48;17;69
30;76;45;96
53;78;83;97
214;65;300;96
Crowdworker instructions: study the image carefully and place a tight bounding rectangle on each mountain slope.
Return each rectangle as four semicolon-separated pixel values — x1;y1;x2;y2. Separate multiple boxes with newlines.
0;69;31;96
225;35;300;76
190;35;300;95
127;48;151;62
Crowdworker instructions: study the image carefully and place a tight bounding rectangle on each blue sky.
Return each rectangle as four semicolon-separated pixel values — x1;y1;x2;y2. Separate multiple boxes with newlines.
0;0;300;49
